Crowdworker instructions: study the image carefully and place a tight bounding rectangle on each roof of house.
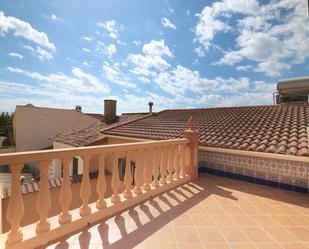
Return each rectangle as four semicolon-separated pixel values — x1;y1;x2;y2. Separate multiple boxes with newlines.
52;113;148;147
102;103;309;157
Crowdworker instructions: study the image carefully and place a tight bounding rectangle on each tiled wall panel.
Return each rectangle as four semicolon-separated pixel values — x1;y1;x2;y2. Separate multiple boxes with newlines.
198;150;309;193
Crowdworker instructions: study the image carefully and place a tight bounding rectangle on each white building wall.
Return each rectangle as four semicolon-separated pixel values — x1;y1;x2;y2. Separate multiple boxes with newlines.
14;105;98;152
52;141;84;179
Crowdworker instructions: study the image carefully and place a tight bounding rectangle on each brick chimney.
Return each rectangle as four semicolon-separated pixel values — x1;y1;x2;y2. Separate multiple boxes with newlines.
104;99;117;123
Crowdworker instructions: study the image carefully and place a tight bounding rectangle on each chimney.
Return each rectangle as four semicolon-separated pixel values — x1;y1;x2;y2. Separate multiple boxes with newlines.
104;99;117;122
148;102;153;114
75;105;82;112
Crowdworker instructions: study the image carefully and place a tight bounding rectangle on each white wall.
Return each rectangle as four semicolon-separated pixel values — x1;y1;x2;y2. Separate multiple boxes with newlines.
52;141;84;179
14;105;98;152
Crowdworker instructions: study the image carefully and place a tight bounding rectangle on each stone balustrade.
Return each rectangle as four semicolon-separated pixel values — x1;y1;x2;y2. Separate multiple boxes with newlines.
0;137;197;249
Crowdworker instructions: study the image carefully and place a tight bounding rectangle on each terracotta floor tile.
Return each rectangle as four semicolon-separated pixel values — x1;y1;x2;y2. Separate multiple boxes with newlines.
187;204;206;214
219;227;250;242
263;228;298;242
270;215;301;226
280;243;309;249
177;242;205;249
221;204;244;214
229;243;257;249
286;227;309;242
190;214;215;226
243;227;275;242
210;214;236;227
251;215;280;227
203;204;226;214
289;215;309;226
254;243;284;249
172;215;193;226
203;243;230;249
174;227;201;243
197;227;225;243
148;242;178;249
230;215;257;226
148;225;175;242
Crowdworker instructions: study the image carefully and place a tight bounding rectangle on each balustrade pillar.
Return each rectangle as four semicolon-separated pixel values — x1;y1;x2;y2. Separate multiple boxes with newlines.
36;160;52;234
59;158;72;224
143;149;151;191
124;151;133;199
111;153;121;203
167;146;175;182
152;148;160;187
183;116;199;180
179;145;185;177
134;150;143;195
79;155;91;216
96;154;107;209
159;146;167;185
173;146;180;179
6;163;24;245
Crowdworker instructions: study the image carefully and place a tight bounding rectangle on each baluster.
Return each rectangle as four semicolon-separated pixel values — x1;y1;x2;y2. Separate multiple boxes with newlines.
159;146;167;185
152;148;159;187
134;150;143;195
166;146;175;182
6;163;24;245
79;155;91;217
179;145;185;177
124;151;133;199
111;153;121;203
59;158;72;224
96;154;107;209
173;146;180;180
36;160;52;234
143;149;151;191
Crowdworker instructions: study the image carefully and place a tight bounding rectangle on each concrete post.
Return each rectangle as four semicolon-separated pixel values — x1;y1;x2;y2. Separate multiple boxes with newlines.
183;116;199;181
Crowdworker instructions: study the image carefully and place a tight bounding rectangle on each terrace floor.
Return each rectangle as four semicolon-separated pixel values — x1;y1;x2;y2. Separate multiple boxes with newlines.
43;175;309;249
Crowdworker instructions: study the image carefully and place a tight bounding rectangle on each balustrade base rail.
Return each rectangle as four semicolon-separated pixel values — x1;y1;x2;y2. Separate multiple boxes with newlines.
1;175;190;249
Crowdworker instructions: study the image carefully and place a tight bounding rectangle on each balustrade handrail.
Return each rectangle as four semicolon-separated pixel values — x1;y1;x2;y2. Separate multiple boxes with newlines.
0;138;189;165
0;135;198;249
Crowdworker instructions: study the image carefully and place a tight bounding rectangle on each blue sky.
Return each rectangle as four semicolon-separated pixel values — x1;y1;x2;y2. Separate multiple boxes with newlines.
0;0;308;114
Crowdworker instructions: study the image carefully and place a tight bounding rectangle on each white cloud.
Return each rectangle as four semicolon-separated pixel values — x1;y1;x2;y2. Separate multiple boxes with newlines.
82;48;91;53
9;52;23;59
0;11;55;51
127;39;172;77
196;0;308;77
51;14;58;22
82;36;93;41
0;80;105;113
194;6;231;52
102;63;136;88
154;65;250;95
214;50;243;65
24;45;53;60
97;20;118;39
161;18;176;30
133;40;142;46
236;65;253;71
142;39;173;57
7;66;110;94
107;44;116;58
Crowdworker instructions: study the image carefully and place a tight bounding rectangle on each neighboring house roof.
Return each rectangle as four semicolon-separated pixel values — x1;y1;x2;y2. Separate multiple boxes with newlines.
53;113;148;147
102;104;309;157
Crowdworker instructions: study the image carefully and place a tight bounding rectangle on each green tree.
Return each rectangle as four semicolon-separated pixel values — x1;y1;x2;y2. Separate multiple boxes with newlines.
0;112;14;145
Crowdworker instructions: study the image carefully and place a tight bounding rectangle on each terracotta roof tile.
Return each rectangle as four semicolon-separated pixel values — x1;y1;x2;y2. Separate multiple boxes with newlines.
52;113;148;147
103;104;309;157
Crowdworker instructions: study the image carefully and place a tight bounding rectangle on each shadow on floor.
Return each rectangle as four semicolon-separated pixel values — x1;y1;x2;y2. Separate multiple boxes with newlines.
48;178;236;249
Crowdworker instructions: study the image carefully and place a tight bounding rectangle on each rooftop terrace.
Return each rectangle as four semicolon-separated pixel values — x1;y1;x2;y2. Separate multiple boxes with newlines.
44;175;309;249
